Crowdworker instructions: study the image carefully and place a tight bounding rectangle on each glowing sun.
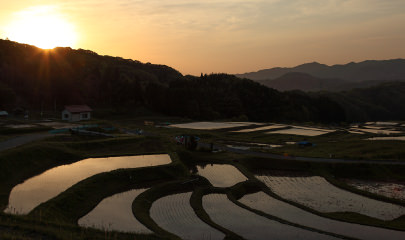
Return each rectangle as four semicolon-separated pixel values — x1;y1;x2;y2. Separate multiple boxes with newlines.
5;6;77;49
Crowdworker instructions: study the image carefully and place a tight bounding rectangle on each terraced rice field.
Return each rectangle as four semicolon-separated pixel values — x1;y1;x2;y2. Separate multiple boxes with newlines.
350;127;402;135
196;164;248;187
5;154;172;214
256;174;405;220
239;192;405;240
78;189;151;233
344;179;405;201
367;136;405;141
169;122;261;130
203;194;340;240
150;192;224;240
232;124;287;133
367;122;399;126
267;127;334;136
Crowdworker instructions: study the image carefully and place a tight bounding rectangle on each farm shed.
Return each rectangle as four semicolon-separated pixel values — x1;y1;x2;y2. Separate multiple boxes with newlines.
62;105;92;122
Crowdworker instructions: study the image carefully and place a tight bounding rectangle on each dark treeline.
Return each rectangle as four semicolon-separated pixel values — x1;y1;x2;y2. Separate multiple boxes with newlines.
0;39;403;122
316;82;405;122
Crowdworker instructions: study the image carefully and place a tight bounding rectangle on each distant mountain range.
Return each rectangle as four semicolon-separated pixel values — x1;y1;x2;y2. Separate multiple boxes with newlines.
236;59;405;92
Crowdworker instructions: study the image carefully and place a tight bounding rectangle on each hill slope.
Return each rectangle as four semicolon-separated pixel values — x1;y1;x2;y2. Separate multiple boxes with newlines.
258;72;346;92
0;40;346;122
237;59;405;82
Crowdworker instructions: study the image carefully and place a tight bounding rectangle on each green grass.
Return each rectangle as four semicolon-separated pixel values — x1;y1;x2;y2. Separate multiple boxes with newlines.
0;213;163;240
0;126;52;135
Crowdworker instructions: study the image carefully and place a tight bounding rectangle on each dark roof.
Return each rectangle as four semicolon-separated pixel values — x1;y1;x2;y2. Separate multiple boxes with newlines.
64;105;92;113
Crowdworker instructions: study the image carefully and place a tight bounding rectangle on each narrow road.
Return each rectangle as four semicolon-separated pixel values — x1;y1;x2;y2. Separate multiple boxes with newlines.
199;142;405;165
0;133;53;152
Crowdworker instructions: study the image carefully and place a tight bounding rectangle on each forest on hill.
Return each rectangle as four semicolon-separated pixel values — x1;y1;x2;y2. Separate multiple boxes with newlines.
0;39;404;122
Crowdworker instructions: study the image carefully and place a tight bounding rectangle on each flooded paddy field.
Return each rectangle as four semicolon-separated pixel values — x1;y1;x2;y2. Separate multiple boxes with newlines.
169;121;261;130
256;173;405;220
5;154;171;214
196;164;248;187
239;192;405;240
150;192;224;240
203;194;340;240
350;127;402;135
232;124;287;133
266;127;334;136
2;120;405;240
78;188;152;233
343;179;405;201
367;136;405;141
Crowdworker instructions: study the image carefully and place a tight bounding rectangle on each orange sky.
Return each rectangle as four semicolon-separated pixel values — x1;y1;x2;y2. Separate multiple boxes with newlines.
1;0;405;75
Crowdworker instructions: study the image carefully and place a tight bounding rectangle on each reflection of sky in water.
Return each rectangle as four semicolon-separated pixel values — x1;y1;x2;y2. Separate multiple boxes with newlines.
170;121;260;130
240;192;405;240
256;174;405;220
5;154;171;214
233;124;287;133
203;194;339;240
350;127;402;135
197;164;247;187
267;127;332;136
150;192;224;240
78;188;152;233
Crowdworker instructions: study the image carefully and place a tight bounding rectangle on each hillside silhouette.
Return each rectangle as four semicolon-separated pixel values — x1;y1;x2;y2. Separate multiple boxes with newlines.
236;60;405;82
237;60;405;92
1;40;405;122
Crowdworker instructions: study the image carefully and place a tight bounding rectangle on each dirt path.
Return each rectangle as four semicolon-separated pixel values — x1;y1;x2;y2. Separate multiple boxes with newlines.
0;133;53;152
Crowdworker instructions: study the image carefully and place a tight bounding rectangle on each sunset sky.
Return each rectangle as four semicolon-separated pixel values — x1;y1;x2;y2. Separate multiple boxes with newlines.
1;0;405;75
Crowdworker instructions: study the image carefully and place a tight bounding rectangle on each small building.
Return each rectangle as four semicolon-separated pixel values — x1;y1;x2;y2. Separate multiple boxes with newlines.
0;111;8;117
62;105;92;122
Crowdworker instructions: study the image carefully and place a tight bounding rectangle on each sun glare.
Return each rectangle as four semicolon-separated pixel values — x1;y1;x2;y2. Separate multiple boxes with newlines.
5;6;77;49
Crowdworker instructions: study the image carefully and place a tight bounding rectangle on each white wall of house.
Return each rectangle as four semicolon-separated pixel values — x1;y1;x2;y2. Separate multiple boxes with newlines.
71;113;81;122
80;112;91;120
62;110;71;121
62;110;91;121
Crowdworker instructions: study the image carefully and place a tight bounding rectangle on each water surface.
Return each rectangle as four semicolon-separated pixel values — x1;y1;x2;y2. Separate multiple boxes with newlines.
256;174;405;220
203;194;340;240
197;164;248;187
267;127;333;136
5;154;171;214
233;124;287;133
240;192;405;240
150;192;224;240
78;188;152;233
350;127;402;135
367;136;405;141
170;122;260;130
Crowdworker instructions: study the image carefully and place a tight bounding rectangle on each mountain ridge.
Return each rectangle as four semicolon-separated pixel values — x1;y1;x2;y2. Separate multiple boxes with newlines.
236;59;405;82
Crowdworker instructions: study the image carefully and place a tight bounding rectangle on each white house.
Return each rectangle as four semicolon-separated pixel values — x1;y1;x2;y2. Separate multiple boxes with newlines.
62;105;92;122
